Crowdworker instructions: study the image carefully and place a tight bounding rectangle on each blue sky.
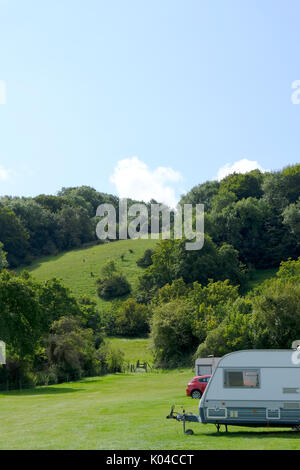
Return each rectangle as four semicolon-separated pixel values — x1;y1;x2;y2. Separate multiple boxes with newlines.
0;0;300;206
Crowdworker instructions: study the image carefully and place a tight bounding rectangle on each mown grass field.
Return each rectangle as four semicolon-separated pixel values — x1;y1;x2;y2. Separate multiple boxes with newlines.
21;239;157;309
11;242;288;450
0;369;300;450
108;337;153;364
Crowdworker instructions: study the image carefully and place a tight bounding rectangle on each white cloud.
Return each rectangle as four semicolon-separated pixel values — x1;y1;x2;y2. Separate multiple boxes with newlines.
0;165;11;181
110;157;182;208
217;158;267;181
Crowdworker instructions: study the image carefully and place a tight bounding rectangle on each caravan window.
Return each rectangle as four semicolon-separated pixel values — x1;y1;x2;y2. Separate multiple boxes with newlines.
224;369;260;388
197;365;212;376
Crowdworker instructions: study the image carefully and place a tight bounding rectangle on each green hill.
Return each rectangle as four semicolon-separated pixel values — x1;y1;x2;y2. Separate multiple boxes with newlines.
22;237;279;309
22;239;157;309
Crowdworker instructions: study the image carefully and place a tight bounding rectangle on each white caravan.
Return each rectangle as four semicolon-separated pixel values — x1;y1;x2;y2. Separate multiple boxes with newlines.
195;356;221;376
167;345;300;433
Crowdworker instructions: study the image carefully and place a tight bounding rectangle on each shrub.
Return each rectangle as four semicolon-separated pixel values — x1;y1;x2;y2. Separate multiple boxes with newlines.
96;260;131;300
136;249;154;268
96;274;131;300
97;341;124;373
151;300;199;368
115;298;150;336
47;316;98;381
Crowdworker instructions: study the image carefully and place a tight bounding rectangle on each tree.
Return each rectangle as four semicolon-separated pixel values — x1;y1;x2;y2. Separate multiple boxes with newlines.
96;261;131;300
262;164;300;210
180;180;220;212
195;307;252;358
138;236;245;303
0;271;45;360
210;188;237;212
54;205;95;250
276;256;300;279
219;170;264;200
250;276;300;349
0;206;30;266
151;300;198;368
37;277;82;330
47;316;97;380
115;298;150;336
34;194;70;213
0;242;8;270
7;199;57;257
283;199;300;242
210;197;296;268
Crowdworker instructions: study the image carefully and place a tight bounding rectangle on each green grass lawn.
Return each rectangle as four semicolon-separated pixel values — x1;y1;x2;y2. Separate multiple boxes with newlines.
108;337;153;364
20;239;157;309
0;370;300;450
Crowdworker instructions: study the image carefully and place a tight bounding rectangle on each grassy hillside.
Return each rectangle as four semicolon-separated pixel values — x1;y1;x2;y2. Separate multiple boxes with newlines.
23;237;278;306
0;370;299;450
22;239;157;309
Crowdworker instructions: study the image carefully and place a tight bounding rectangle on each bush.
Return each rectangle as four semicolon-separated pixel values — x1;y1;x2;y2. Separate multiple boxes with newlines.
136;249;154;268
151;300;199;368
96;259;131;300
47;316;98;381
96;274;131;300
115;298;150;336
250;276;300;349
97;341;124;373
195;301;253;358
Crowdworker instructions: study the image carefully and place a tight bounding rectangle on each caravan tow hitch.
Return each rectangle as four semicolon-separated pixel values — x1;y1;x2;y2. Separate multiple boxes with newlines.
167;405;229;434
166;405;200;435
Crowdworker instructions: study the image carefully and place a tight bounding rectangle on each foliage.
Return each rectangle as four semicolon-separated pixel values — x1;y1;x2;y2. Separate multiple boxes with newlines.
96;259;131;300
96;274;131;300
0;242;8;270
151;300;198;368
47;316;98;380
115;298;150;337
282;198;300;242
195;299;253;357
219;170;264;200
0;269;126;388
180;180;220;211
136;249;154;268
0;270;47;360
250;275;300;349
138;236;245;302
0;206;30;267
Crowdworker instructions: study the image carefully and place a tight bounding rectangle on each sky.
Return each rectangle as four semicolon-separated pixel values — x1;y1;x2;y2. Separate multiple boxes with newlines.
0;0;300;207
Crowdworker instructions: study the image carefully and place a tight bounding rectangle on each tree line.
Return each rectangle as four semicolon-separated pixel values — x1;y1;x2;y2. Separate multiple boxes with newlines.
0;270;125;389
0;163;299;383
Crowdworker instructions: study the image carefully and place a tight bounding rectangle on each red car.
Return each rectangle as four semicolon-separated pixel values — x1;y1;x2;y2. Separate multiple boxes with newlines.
186;375;211;399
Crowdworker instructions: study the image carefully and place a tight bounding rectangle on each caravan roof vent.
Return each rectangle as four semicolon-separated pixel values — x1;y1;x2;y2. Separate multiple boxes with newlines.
292;340;300;349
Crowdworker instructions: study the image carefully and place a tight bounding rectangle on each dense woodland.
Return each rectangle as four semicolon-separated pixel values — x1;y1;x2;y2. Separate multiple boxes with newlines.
0;163;300;388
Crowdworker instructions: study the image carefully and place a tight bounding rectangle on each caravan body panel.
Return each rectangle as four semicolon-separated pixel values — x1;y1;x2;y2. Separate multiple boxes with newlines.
199;349;300;427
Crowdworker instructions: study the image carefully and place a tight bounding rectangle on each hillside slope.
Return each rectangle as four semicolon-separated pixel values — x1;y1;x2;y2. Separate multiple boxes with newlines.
23;239;157;309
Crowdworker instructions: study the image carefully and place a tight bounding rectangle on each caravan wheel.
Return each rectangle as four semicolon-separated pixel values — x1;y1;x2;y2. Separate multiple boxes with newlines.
191;390;202;399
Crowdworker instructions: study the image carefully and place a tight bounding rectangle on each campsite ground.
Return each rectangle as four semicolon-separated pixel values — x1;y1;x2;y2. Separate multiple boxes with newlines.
1;368;300;450
9;242;285;450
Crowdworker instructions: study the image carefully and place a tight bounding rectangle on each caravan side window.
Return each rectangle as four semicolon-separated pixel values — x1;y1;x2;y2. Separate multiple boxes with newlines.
224;369;260;388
